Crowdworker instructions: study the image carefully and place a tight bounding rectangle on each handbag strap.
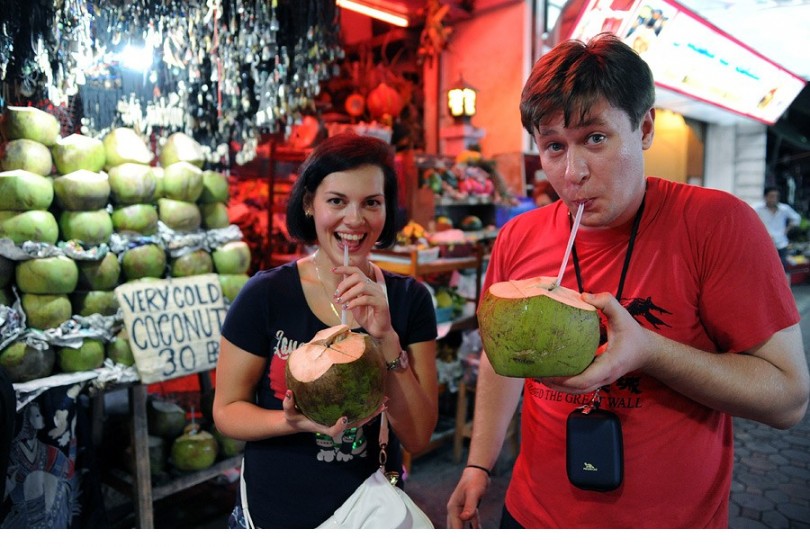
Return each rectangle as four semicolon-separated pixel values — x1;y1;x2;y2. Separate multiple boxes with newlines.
239;457;257;529
378;412;400;485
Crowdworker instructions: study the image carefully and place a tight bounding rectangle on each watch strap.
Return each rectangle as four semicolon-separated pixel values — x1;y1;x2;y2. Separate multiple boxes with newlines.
386;349;409;371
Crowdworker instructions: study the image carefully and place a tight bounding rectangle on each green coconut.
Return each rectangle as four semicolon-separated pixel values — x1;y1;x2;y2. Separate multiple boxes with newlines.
103;127;152;169
159;132;204;168
0;255;13;287
286;325;386;426
76;252;121;290
51;133;106;174
59;209;113;246
106;330;135;367
107;163;157;205
477;276;600;378
1;138;53;176
212;425;246;458
148;398;188;439
170;249;213;278
71;290;120;316
161;161;204;202
171;423;218;471
15;256;79;295
21;293;72;330
219;273;249;302
52;170;110;210
152;167;165;199
121;243;167;280
0;341;55;383
200;202;230;230
199;170;229;203
111;203;159;235
0;170;54;210
57;338;105;372
212;241;251;274
157;198;201;232
2;106;61;146
0;210;59;245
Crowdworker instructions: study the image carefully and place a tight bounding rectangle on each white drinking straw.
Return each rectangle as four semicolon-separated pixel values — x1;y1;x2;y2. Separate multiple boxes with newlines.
555;202;584;288
341;245;349;324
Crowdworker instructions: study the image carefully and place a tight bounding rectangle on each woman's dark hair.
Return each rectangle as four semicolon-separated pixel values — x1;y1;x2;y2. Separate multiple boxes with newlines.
520;33;655;134
286;132;399;249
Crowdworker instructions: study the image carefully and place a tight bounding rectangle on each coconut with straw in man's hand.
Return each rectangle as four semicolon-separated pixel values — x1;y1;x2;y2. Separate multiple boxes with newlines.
286;325;387;426
477;276;600;378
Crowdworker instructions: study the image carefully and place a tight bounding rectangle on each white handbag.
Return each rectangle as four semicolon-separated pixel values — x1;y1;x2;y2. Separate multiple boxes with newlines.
240;413;433;529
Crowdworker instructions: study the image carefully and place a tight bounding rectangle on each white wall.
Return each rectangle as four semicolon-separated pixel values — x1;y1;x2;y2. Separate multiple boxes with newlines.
705;122;767;205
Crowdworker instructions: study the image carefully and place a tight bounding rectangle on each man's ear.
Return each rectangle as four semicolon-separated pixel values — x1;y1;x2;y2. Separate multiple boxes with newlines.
640;108;655;150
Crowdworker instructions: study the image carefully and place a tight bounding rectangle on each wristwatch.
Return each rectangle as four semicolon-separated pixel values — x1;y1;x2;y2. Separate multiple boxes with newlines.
386;349;409;371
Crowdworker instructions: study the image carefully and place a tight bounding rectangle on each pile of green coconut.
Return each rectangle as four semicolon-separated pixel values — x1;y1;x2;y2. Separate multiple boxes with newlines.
0;105;252;384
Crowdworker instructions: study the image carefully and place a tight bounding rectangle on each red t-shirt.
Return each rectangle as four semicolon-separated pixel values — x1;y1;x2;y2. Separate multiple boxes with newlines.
485;178;799;528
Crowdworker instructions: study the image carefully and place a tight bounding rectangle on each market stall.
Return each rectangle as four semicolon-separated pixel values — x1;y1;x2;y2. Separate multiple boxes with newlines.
0;1;529;528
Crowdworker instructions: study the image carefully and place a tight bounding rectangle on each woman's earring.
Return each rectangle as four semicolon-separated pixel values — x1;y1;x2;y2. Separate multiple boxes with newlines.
305;209;313;218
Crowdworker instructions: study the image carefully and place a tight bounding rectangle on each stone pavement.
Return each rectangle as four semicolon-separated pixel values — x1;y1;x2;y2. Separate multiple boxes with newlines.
726;283;810;528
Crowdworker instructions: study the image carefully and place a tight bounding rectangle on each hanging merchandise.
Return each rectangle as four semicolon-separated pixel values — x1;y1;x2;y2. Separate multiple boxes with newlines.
0;0;344;167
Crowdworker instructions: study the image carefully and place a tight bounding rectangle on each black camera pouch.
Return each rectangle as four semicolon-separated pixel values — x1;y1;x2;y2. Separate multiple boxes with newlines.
566;407;624;492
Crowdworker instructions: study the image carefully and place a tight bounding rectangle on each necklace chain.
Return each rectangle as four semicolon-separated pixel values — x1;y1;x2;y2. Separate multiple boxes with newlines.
312;250;375;323
313;250;342;321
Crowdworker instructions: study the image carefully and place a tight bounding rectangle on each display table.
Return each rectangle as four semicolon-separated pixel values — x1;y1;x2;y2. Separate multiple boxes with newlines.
101;376;239;529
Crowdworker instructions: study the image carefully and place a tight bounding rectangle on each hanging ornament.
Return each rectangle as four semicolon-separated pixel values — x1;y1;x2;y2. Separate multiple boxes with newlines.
344;93;365;118
366;83;403;121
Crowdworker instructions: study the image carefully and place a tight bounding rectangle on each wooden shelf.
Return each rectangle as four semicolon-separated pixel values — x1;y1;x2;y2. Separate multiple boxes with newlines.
104;374;238;528
371;252;479;276
105;455;242;502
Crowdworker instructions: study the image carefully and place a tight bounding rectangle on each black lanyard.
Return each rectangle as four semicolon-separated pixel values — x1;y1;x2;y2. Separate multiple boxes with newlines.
572;197;645;301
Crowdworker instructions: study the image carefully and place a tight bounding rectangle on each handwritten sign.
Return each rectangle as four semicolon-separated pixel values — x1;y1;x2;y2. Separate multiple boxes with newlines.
114;274;227;384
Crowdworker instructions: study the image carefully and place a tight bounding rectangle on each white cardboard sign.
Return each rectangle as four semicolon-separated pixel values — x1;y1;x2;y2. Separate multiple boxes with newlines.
114;274;227;384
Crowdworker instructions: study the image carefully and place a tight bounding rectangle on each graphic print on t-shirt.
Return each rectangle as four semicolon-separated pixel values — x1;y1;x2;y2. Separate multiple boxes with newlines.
315;427;369;462
623;296;672;330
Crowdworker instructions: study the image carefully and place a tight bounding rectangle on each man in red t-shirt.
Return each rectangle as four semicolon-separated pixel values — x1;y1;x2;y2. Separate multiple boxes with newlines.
446;33;810;529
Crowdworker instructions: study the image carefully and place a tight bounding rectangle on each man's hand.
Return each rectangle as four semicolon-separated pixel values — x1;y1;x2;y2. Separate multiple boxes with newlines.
446;467;489;528
542;291;651;393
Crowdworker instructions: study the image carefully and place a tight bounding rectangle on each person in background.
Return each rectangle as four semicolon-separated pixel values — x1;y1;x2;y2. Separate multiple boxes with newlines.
446;33;809;529
213;132;438;528
754;185;802;275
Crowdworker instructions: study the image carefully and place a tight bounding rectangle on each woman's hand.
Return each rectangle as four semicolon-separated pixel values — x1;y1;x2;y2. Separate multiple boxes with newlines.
282;389;388;438
332;264;392;339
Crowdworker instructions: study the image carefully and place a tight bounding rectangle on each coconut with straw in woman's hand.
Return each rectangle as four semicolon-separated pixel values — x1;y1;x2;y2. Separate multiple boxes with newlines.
286;325;386;426
477;276;600;378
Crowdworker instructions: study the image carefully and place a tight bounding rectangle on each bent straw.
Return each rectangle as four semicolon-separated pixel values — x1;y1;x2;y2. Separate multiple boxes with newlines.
341;244;349;324
555;202;584;288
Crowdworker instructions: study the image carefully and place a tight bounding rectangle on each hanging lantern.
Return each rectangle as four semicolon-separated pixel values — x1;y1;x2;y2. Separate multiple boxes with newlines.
447;76;477;122
367;83;403;121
